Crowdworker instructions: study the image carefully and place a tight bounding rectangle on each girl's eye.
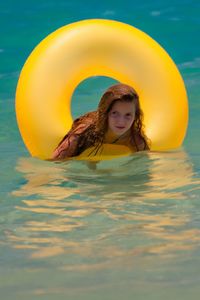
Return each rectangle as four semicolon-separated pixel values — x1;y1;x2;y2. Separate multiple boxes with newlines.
111;111;118;116
125;113;132;118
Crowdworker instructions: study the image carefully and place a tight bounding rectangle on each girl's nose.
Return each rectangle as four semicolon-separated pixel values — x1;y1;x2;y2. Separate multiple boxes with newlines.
117;115;126;125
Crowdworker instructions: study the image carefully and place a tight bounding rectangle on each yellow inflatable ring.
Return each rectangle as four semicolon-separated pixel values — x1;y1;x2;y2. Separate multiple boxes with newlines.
16;19;188;160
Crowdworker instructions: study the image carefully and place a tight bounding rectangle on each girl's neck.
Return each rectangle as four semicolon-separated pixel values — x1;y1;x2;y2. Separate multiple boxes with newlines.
104;128;131;144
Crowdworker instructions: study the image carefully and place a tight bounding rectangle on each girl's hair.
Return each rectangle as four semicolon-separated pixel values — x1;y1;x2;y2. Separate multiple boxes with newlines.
58;83;149;156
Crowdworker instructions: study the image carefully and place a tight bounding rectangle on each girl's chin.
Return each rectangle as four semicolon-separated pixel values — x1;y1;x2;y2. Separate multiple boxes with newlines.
113;128;127;135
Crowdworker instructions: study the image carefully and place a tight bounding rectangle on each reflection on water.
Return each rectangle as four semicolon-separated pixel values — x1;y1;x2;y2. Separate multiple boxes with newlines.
7;149;200;268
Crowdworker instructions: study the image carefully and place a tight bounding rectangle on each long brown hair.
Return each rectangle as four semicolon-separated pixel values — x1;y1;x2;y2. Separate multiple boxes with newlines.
57;83;149;156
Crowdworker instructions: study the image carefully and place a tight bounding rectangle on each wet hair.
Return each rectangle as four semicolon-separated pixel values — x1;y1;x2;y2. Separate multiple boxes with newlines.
56;83;150;157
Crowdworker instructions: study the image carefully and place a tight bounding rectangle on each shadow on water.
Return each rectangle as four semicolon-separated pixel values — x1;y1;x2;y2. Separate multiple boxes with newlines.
4;148;200;268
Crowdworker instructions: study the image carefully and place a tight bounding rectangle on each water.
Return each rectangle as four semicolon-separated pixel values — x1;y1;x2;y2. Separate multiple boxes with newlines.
1;1;200;299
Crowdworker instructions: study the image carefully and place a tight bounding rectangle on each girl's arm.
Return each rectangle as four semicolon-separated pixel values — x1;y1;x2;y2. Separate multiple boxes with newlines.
52;134;79;159
52;123;91;160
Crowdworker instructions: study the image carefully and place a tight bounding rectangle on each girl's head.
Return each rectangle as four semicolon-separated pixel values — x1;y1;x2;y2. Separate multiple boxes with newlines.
97;83;143;136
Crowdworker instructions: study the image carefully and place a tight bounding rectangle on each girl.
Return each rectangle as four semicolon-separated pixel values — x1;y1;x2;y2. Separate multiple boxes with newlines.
52;83;149;159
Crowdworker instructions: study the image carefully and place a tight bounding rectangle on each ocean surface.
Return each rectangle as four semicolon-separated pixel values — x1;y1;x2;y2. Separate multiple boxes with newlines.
0;1;200;299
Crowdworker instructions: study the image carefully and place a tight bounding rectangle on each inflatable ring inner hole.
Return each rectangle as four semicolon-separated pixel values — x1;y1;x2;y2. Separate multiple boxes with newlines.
71;76;118;119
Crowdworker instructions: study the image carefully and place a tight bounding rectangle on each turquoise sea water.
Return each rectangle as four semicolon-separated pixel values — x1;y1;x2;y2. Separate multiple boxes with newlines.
1;1;200;299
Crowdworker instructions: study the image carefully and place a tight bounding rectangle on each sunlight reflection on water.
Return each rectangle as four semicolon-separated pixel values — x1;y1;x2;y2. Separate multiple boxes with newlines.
5;149;199;266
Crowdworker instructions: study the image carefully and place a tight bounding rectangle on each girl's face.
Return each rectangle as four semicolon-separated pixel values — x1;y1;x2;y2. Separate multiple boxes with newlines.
108;100;136;136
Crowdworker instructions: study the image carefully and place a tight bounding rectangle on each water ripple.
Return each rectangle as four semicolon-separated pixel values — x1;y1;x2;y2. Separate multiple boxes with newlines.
3;149;199;263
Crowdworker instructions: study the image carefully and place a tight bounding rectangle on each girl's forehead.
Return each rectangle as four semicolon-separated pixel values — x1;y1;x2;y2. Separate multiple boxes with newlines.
111;101;135;111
